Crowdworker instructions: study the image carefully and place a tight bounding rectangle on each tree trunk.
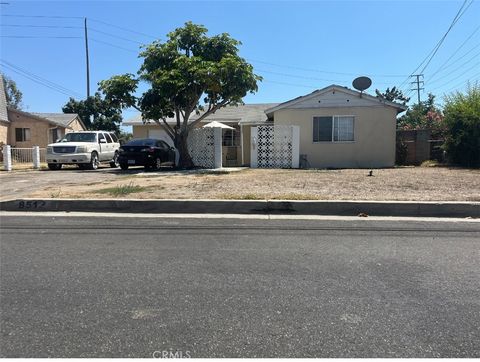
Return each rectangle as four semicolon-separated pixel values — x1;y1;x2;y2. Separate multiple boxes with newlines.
175;130;194;169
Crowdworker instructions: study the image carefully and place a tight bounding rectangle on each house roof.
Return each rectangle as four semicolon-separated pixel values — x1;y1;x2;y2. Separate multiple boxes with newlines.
8;108;85;129
123;103;279;126
0;74;9;123
265;85;408;115
31;112;86;129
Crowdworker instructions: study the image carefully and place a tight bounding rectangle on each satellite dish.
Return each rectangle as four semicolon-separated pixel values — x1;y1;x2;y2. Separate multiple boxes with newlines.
352;76;372;92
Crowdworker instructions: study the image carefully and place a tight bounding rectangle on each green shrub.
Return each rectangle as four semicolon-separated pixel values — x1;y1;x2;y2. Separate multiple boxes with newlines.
443;84;480;167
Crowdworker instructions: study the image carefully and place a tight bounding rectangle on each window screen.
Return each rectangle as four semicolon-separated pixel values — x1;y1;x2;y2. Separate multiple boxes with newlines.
334;116;354;141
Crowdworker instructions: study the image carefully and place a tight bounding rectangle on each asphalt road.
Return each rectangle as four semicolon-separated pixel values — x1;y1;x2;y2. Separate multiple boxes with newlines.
1;215;479;357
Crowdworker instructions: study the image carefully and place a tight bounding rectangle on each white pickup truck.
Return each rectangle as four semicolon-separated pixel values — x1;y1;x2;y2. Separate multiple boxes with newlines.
46;131;120;170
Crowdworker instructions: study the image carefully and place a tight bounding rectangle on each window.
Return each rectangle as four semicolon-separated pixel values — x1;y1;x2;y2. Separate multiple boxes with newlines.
104;133;113;143
51;128;59;142
98;133;105;143
222;129;240;146
109;133;119;142
313;116;354;142
60;132;97;142
15;128;31;142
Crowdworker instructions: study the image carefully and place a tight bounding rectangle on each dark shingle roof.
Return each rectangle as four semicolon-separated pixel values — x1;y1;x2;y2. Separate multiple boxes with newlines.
123;103;279;126
31;113;80;127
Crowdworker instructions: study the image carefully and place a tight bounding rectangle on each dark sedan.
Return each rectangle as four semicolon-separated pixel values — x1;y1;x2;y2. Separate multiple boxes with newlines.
118;139;176;170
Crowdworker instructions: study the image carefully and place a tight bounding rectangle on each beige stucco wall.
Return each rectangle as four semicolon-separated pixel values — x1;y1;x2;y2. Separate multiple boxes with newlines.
7;110;62;148
273;106;397;168
0;121;8;145
241;125;251;166
68;117;85;132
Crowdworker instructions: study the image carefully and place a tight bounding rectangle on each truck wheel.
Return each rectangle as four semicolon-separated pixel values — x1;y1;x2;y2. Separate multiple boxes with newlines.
48;163;62;170
88;152;99;170
120;163;129;170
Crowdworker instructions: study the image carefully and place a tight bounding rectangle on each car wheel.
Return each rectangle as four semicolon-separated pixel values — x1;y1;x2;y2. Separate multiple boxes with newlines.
120;163;129;170
88;152;99;170
48;163;62;170
154;157;162;170
110;152;119;168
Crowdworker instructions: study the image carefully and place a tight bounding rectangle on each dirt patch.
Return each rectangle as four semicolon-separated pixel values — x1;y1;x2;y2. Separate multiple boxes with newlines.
21;167;480;201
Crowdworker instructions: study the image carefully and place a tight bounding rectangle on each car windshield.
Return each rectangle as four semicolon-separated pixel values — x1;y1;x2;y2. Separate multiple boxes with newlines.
124;139;156;147
60;133;97;143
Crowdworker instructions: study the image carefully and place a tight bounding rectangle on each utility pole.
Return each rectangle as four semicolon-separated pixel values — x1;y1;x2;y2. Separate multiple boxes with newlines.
84;17;90;98
410;74;424;104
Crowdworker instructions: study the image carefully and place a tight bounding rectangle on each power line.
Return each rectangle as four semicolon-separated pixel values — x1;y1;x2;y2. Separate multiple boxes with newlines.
428;50;480;85
249;58;408;78
0;23;82;29
428;62;479;90
427;25;480;80
90;38;138;53
427;44;480;83
442;72;480;94
256;69;397;86
89;18;159;40
0;61;82;98
399;0;473;91
0;60;83;97
89;27;144;45
1;14;83;19
1;35;81;39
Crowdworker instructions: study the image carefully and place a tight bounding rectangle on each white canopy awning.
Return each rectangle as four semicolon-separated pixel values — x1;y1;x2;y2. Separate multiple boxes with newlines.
202;121;235;130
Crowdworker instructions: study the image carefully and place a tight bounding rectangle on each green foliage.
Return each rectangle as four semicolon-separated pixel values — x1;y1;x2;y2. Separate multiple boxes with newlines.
62;93;123;132
395;137;408;165
397;93;444;137
1;73;23;109
375;86;410;105
99;21;261;167
442;83;480;167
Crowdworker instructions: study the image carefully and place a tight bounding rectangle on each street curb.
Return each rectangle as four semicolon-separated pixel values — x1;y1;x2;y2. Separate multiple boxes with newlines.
1;199;479;218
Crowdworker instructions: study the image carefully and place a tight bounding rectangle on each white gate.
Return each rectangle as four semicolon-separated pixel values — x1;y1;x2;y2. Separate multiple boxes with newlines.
251;125;299;168
187;127;222;169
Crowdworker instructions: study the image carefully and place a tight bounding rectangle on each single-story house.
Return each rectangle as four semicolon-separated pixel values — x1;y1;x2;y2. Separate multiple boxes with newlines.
123;84;407;168
0;75;86;148
4;109;86;148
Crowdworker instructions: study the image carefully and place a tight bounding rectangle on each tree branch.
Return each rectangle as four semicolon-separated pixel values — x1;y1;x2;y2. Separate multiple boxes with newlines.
188;100;230;129
153;118;175;140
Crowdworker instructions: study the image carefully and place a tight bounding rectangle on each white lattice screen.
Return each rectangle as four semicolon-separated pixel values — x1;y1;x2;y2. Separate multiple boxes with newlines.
187;128;216;168
256;125;295;168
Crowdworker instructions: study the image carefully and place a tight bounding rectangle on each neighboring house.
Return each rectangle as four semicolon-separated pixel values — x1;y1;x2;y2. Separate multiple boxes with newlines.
123;84;407;168
0;75;86;148
6;109;86;148
0;75;9;146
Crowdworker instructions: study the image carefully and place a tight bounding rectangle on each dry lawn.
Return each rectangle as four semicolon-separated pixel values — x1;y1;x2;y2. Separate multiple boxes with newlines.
26;167;480;201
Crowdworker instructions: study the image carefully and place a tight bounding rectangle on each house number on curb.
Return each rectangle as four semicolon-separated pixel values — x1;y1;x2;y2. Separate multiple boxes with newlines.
17;201;46;209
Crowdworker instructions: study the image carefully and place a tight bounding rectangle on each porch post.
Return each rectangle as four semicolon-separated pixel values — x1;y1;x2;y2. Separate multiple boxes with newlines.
213;127;222;169
32;146;41;169
3;145;12;171
291;126;300;168
250;127;258;168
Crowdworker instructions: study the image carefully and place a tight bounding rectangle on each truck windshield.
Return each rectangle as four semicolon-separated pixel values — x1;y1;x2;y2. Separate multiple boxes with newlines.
60;133;97;143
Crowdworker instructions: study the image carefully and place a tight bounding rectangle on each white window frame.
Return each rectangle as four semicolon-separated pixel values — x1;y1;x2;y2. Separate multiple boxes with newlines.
312;115;355;143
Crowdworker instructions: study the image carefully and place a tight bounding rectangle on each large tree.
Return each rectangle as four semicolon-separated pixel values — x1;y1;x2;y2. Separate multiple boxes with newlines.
442;83;480;167
62;93;123;132
375;86;410;105
1;73;23;109
99;21;261;168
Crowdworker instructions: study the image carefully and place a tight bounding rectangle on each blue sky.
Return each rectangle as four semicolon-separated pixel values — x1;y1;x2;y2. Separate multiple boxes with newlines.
1;0;479;125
